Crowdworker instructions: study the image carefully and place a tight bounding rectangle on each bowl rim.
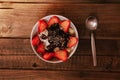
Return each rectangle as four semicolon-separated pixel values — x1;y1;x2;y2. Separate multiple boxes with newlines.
30;14;79;63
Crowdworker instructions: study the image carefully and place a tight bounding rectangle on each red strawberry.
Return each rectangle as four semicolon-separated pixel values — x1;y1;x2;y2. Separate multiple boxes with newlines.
32;35;40;46
43;52;54;60
38;20;48;33
37;43;45;53
67;37;78;48
48;16;60;26
55;50;67;61
60;20;70;32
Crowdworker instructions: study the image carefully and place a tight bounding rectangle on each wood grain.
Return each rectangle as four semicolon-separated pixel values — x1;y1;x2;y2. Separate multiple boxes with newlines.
0;55;120;71
0;39;119;56
0;70;120;80
0;0;120;3
0;3;119;39
0;39;33;55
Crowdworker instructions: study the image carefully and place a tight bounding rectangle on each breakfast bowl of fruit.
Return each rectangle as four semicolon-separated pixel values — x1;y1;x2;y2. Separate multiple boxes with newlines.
30;15;78;63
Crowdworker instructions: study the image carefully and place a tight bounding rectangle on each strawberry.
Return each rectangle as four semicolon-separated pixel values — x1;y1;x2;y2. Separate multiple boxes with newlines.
55;50;67;61
43;52;54;60
37;43;45;53
38;20;48;33
60;20;70;32
32;35;40;46
67;37;78;48
48;16;60;26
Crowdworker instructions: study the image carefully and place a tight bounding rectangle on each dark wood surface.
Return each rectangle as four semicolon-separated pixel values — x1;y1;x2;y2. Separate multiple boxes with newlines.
0;0;120;80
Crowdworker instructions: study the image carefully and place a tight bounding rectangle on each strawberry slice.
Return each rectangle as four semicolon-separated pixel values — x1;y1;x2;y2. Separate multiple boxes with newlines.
60;20;70;32
38;20;48;33
67;37;78;48
43;52;54;60
37;43;45;53
32;35;40;46
55;50;67;61
48;16;60;26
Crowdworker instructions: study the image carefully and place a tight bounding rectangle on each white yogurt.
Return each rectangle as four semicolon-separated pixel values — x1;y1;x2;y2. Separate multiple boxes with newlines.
38;30;50;49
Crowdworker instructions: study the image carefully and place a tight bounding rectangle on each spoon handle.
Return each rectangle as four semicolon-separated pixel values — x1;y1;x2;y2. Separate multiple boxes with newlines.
91;32;97;66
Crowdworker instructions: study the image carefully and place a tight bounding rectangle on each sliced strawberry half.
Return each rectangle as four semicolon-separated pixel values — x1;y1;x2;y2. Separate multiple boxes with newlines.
32;35;40;46
48;16;60;26
55;50;68;61
43;52;54;60
67;37;78;48
37;43;45;54
60;20;70;33
38;20;48;33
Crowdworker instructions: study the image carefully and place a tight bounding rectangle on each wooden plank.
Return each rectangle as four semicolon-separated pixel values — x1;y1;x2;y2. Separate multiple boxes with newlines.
0;3;120;39
0;39;119;56
0;70;120;80
0;55;120;71
0;0;99;3
0;0;120;3
0;39;33;55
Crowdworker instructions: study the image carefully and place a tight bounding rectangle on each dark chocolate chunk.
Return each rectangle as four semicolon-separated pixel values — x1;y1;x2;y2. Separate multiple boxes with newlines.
46;23;70;52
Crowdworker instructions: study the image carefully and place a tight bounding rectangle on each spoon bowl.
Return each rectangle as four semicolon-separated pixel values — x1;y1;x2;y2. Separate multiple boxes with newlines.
86;16;98;31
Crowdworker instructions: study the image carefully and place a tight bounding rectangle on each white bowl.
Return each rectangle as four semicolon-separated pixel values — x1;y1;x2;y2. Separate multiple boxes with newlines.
30;15;79;63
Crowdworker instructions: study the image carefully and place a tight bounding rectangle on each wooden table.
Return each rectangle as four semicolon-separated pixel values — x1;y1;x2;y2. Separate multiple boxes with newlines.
0;0;120;80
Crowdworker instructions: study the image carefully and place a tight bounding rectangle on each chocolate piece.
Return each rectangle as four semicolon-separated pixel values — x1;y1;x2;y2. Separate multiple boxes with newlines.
46;23;70;52
41;34;47;39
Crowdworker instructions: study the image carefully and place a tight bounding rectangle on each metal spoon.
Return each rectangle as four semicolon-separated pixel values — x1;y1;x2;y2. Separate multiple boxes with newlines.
85;16;98;66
